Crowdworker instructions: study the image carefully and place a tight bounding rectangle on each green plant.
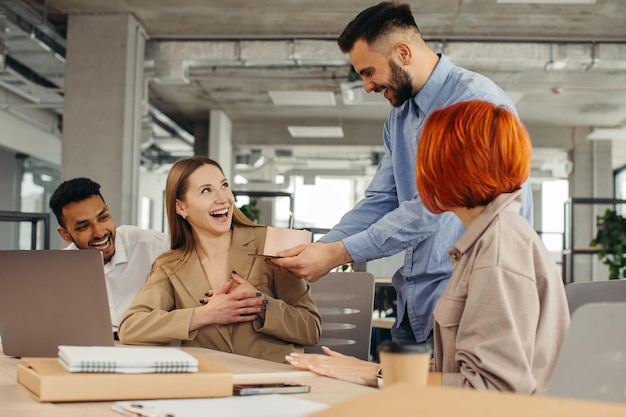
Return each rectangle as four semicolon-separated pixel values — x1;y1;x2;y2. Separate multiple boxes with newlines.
238;199;260;223
590;208;626;280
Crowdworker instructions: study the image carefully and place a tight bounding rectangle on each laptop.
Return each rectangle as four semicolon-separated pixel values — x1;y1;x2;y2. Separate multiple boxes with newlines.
0;250;115;357
546;302;626;404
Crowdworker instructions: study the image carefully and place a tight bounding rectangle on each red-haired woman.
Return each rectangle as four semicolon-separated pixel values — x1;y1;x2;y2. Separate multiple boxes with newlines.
416;99;569;393
287;100;569;394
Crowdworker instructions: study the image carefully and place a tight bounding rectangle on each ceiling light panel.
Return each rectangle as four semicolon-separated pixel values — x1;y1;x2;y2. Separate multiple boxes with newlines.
287;126;344;138
269;90;336;106
586;127;626;140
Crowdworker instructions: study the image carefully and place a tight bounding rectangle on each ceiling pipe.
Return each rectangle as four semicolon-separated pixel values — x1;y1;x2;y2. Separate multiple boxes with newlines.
146;39;626;85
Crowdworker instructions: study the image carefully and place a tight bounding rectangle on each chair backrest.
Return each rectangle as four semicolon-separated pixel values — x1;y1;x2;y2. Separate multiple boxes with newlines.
546;302;626;403
305;272;375;361
565;280;626;316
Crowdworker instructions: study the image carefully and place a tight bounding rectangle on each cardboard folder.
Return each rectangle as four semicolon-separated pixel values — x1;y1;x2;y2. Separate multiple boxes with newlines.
17;354;232;402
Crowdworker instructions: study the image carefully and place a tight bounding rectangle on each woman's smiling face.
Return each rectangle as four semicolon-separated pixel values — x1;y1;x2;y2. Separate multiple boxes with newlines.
176;163;234;237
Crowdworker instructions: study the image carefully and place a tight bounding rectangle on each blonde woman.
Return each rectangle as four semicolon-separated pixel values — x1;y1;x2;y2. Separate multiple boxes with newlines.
119;156;321;362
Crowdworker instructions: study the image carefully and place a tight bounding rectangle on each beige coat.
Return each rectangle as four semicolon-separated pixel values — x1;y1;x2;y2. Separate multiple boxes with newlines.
118;224;322;363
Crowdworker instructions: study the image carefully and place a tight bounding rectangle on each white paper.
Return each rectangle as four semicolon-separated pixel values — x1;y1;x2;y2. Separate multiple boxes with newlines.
113;395;328;417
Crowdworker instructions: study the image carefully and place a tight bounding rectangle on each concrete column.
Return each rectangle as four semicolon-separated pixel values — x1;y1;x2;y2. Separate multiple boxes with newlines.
532;184;542;232
209;110;233;180
63;14;147;225
569;128;613;282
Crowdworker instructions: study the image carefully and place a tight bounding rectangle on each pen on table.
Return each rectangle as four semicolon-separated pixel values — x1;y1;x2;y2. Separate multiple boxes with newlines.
123;403;175;417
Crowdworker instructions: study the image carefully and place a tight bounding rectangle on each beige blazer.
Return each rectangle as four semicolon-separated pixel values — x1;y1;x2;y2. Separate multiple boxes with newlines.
118;224;322;363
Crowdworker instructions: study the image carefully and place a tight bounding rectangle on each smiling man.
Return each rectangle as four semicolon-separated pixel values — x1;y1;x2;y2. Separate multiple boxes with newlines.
49;177;169;337
270;2;534;348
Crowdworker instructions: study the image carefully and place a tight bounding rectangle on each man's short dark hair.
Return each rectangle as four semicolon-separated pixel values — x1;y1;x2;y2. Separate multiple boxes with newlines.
337;2;419;53
49;177;105;227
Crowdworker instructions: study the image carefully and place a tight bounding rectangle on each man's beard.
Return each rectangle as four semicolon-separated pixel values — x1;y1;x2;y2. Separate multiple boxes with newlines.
388;59;413;107
68;233;115;264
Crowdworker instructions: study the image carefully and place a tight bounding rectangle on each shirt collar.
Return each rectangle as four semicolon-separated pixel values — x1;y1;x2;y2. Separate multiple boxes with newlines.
452;189;524;256
413;53;451;115
105;231;128;271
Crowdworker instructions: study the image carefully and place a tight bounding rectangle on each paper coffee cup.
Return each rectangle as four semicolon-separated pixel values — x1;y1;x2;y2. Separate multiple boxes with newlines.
377;340;432;388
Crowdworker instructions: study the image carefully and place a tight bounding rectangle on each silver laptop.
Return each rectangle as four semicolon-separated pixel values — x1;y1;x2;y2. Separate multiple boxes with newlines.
0;250;115;357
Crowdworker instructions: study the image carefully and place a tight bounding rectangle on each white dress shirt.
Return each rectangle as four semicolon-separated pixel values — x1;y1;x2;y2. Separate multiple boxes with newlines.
66;225;170;330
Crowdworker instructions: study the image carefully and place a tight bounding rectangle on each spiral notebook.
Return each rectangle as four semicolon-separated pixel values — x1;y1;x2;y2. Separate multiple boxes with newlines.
58;346;199;373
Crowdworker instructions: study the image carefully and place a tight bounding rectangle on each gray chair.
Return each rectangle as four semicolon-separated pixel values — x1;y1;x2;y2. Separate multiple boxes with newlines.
546;302;626;404
565;280;626;316
305;272;375;361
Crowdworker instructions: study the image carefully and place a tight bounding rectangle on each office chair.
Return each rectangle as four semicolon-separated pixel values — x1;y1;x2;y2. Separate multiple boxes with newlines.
565;279;626;316
305;272;375;361
545;302;626;404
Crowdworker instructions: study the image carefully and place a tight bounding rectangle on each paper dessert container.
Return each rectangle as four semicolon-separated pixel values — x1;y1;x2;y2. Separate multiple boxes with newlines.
262;227;312;257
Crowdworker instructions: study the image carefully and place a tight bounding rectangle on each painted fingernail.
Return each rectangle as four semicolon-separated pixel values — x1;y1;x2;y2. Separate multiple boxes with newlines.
204;291;209;296
256;292;262;296
232;270;238;275
255;314;261;319
227;277;232;282
262;299;268;304
199;299;205;304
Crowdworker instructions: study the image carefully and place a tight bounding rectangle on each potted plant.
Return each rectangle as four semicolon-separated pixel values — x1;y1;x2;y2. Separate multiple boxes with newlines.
589;208;626;280
238;199;260;223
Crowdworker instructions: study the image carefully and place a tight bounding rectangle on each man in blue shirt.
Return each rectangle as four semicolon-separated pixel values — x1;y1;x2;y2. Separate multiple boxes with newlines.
270;1;533;345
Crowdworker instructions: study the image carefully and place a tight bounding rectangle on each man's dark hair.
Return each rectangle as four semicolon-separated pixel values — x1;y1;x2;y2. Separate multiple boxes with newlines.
49;177;105;227
337;2;419;53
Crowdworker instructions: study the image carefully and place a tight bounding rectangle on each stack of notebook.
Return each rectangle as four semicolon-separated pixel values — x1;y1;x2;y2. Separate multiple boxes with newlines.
17;346;233;402
58;345;199;373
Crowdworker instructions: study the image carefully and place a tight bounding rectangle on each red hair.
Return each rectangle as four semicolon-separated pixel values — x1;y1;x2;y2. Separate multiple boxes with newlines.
416;100;531;214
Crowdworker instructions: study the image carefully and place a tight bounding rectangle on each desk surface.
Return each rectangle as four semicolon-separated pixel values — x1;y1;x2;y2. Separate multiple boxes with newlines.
0;346;375;416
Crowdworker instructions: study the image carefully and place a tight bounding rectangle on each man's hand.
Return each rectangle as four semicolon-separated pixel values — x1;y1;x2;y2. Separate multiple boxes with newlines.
267;241;353;282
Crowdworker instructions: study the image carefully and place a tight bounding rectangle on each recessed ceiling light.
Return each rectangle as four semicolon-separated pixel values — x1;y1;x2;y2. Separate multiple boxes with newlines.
287;126;344;138
587;127;626;141
269;91;336;106
497;0;596;3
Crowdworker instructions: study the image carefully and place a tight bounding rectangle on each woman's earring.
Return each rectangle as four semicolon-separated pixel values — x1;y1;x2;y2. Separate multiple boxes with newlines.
181;214;187;220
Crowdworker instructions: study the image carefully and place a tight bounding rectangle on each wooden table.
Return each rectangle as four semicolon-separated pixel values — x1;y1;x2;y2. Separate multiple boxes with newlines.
0;346;375;416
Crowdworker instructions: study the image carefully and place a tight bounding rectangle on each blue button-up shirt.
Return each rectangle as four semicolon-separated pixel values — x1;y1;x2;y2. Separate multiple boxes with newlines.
320;54;533;343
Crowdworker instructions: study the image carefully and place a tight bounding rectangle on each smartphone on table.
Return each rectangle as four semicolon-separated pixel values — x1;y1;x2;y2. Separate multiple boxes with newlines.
233;383;310;395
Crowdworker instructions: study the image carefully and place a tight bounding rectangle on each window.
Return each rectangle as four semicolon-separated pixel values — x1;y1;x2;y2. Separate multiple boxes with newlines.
541;179;569;254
